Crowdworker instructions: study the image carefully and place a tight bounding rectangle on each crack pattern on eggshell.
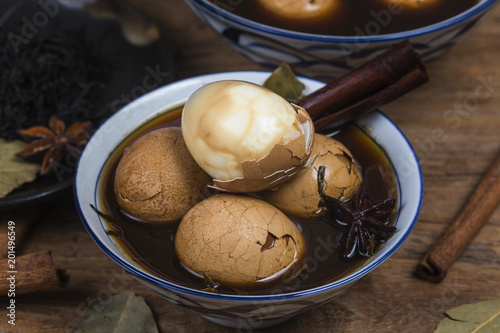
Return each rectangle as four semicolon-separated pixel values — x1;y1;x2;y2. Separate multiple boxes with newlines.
323;139;360;200
211;105;315;193
262;133;362;217
174;194;306;287
114;127;212;223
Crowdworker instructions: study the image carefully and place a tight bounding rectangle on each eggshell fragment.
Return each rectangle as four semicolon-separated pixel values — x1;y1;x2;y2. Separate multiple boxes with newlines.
262;134;362;217
174;194;306;287
114;127;211;224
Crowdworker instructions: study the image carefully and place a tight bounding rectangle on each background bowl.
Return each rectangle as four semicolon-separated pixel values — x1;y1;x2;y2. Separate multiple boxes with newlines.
184;0;497;80
74;71;423;329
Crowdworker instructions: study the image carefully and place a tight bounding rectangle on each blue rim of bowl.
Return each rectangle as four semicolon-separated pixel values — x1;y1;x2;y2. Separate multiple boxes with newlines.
74;72;424;302
189;0;497;43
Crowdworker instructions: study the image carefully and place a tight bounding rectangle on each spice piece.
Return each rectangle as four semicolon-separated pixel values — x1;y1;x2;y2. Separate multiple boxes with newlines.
318;166;396;257
0;251;69;295
417;151;500;282
201;273;221;293
0;206;39;258
0;139;41;198
91;204;114;221
69;291;159;333
16;115;91;176
263;63;306;103
433;298;500;333
297;40;429;133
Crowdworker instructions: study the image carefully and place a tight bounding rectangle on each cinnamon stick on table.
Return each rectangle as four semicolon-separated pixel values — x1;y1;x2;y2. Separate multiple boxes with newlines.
417;151;500;282
0;206;39;258
297;39;429;133
0;251;69;295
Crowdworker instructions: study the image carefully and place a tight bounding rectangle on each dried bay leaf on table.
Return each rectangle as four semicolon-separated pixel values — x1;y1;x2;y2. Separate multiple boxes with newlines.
264;63;305;103
0;139;40;198
70;291;159;333
434;298;500;333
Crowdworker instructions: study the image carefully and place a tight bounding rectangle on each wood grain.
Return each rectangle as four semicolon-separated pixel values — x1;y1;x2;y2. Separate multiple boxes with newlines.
1;1;500;332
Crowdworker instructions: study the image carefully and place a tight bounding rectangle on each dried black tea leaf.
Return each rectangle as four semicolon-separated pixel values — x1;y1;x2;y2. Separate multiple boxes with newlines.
434;298;500;333
0;26;111;141
70;291;158;333
201;272;220;293
90;204;114;221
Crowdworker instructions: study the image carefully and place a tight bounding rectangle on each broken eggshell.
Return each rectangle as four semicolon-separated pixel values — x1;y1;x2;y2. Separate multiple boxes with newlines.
262;133;362;217
114;127;212;224
181;80;315;193
174;194;306;288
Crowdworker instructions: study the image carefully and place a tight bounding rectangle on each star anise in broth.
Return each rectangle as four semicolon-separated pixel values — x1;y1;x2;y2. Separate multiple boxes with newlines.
317;165;397;258
16;115;91;175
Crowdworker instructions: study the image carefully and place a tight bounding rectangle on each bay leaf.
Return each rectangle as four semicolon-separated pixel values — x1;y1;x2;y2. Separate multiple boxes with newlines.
0;139;40;198
263;63;305;103
70;291;159;333
434;298;500;333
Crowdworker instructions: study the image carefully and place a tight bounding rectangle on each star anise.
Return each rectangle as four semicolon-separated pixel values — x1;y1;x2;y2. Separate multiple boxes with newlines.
317;165;397;258
16;115;91;175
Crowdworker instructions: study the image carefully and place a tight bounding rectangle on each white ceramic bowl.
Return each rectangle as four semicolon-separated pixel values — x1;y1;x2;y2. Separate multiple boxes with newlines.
184;0;497;80
74;71;423;329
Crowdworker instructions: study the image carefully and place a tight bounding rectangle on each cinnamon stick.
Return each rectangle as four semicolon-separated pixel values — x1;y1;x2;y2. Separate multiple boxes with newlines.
417;151;500;282
0;251;70;295
298;39;429;132
0;206;39;258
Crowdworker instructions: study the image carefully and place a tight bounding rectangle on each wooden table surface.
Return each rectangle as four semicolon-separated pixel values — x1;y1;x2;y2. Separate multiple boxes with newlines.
2;1;500;332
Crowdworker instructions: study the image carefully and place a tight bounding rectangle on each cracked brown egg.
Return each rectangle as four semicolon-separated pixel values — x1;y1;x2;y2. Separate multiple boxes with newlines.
114;127;211;224
384;0;438;8
262;133;362;217
181;80;314;193
257;0;338;21
174;194;306;287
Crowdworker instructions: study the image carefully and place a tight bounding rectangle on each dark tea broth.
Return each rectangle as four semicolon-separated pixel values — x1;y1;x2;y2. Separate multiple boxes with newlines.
98;108;398;295
211;0;479;36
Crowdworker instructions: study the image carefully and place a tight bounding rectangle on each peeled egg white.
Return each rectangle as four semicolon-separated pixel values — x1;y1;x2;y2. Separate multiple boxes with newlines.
181;80;314;193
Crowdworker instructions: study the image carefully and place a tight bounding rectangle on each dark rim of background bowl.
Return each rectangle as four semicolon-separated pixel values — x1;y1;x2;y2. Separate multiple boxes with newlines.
0;176;73;211
190;0;497;43
75;72;424;301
